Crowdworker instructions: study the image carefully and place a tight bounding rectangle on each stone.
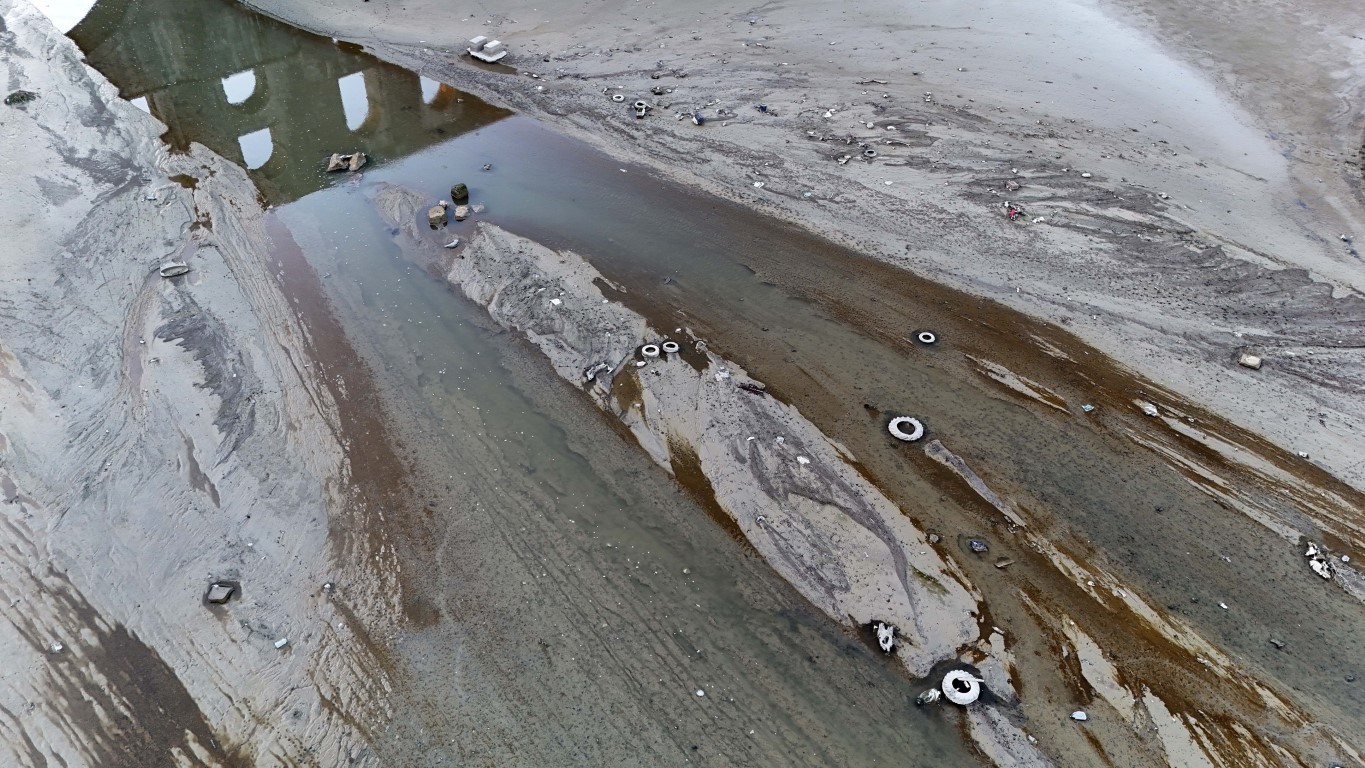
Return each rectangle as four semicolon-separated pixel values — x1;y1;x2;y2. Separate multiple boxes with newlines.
453;205;470;221
450;183;470;203
427;203;449;228
325;153;347;172
1238;353;1262;370
348;152;366;172
206;583;234;603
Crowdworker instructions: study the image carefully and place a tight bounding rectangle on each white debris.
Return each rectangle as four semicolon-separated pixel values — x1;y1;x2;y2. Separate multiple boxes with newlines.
695;689;705;697
274;638;289;649
796;456;811;465
1138;401;1160;417
1305;542;1335;579
549;298;562;306
874;621;895;653
1238;353;1262;370
1071;711;1088;721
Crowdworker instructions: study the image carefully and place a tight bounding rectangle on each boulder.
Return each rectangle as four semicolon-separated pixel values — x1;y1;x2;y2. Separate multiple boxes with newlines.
453;205;470;221
428;203;449;228
450;183;470;203
348;152;367;172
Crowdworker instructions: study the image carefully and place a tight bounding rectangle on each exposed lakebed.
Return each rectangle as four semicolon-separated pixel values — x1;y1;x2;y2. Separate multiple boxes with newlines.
50;0;1365;762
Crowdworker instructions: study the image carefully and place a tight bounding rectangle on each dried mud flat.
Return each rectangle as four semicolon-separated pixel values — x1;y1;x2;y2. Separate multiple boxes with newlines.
0;3;397;764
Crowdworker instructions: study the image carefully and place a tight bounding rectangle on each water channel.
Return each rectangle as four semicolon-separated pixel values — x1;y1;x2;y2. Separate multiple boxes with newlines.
52;0;1365;761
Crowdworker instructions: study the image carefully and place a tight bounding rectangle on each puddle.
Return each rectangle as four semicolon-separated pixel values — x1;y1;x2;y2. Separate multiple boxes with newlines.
49;0;1365;757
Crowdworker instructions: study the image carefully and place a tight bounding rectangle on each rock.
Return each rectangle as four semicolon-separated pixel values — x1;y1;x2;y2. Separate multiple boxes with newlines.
325;153;347;172
450;183;470;203
1238;352;1262;370
428;202;449;228
5;90;38;106
1071;711;1088;721
159;261;190;278
205;583;234;603
453;205;470;221
348;152;366;172
1004;179;1021;192
1269;638;1286;650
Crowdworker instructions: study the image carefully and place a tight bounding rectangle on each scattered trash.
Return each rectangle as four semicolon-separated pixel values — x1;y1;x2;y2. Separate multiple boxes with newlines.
583;362;611;382
941;670;983;705
322;582;335;592
874;621;896;653
611;93;626;103
159;261;190;278
549;298;562;306
5;90;38;106
856;79;889;85
928;533;941;544
887;416;925;442
205;583;235;604
994;558;1014;569
695;689;705;697
1004;179;1021;192
453;204;471;221
467;36;507;63
1080;404;1095;412
796;455;811;465
915;687;942;705
427;200;450;228
915;330;937;345
634;102;648;118
274;637;289;649
967;538;989;553
661;340;681;353
482;163;493;171
737;382;767;396
1071;711;1088;722
1139;401;1160;417
753;181;765;188
1218;602;1229;610
635;361;647;368
1305;542;1335;579
1004;202;1024;221
1238;352;1263;370
758;103;769;113
1080;172;1092;178
443;238;461;249
1269;638;1286;650
450;183;470;203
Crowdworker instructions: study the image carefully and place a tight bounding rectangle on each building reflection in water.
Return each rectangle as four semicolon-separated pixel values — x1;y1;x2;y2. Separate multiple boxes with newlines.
69;0;512;203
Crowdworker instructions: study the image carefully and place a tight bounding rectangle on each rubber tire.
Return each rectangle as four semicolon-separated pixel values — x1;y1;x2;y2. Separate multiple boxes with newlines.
888;416;925;442
916;331;937;345
641;344;662;358
661;341;681;353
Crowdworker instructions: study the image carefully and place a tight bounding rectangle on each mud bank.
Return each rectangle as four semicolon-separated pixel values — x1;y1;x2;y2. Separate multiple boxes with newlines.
372;184;1362;766
0;3;394;763
238;0;1365;497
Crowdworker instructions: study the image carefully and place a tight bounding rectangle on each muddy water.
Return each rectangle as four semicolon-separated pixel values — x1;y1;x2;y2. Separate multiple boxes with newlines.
57;0;1364;760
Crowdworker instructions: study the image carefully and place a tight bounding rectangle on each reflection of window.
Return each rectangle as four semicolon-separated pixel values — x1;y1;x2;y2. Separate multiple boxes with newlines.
420;76;441;104
238;128;272;169
221;70;257;105
337;72;369;131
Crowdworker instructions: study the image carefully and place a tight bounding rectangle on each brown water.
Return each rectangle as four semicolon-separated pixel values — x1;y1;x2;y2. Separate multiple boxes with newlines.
59;0;1365;762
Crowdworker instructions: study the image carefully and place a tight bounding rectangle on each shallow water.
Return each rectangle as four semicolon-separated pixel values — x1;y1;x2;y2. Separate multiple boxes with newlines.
53;0;1365;759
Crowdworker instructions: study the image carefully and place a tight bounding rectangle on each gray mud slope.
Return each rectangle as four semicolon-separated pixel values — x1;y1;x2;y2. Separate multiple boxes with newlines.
0;2;394;764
